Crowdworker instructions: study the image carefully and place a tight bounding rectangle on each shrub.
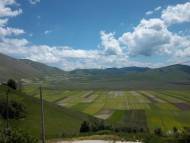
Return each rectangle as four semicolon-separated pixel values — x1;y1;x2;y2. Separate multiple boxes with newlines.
132;128;137;133
0;100;26;119
80;121;90;133
140;128;144;133
172;127;179;137
0;128;38;143
91;121;108;132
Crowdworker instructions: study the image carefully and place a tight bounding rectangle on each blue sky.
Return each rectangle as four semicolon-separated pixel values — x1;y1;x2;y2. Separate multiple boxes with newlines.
0;0;190;70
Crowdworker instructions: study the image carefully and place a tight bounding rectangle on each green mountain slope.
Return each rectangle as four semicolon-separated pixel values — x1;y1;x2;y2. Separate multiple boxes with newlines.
0;53;40;81
0;53;64;82
0;85;99;138
21;59;64;75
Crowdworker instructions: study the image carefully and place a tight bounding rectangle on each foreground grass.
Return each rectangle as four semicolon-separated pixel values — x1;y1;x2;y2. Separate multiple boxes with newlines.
0;85;99;139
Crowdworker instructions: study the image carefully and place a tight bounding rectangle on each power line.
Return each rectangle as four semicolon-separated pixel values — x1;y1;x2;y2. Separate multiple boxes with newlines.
6;88;10;130
40;86;46;143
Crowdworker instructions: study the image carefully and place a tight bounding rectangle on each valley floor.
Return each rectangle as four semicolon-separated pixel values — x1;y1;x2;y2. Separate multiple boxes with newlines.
24;86;190;133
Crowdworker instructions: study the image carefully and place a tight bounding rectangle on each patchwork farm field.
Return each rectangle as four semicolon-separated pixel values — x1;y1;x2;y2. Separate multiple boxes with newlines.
23;87;190;133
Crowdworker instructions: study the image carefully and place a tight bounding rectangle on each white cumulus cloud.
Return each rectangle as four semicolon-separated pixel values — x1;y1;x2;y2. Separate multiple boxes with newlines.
0;27;24;37
161;2;190;25
119;18;172;56
100;31;123;55
0;0;190;70
0;0;22;17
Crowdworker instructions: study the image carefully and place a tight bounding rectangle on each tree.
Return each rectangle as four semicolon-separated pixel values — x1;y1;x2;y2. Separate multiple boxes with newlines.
140;128;144;133
173;127;178;133
0;100;26;119
173;127;179;137
7;79;17;90
80;121;90;133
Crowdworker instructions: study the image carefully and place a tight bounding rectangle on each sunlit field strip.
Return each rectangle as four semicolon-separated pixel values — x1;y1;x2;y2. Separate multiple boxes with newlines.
129;91;151;103
94;109;114;120
40;90;71;102
80;91;99;103
33;90;72;102
94;91;126;119
56;91;88;107
139;91;166;103
83;91;107;115
103;91;127;110
125;91;150;110
71;91;101;111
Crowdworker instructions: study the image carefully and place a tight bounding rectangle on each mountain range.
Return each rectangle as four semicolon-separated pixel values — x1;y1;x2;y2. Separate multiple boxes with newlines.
0;52;190;89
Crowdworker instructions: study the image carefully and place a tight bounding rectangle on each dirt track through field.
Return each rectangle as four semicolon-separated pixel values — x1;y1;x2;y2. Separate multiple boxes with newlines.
83;91;94;98
140;91;165;103
95;109;114;119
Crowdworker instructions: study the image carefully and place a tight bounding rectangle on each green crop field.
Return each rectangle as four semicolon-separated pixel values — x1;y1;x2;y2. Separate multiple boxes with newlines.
23;86;190;134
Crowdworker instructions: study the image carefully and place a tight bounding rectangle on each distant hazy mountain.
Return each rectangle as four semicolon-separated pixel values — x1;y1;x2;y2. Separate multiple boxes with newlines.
62;64;190;90
70;66;150;75
68;64;190;82
0;52;190;89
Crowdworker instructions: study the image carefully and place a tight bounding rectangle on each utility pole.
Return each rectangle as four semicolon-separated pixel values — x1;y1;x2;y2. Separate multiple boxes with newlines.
6;88;10;130
40;86;46;143
18;79;22;92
